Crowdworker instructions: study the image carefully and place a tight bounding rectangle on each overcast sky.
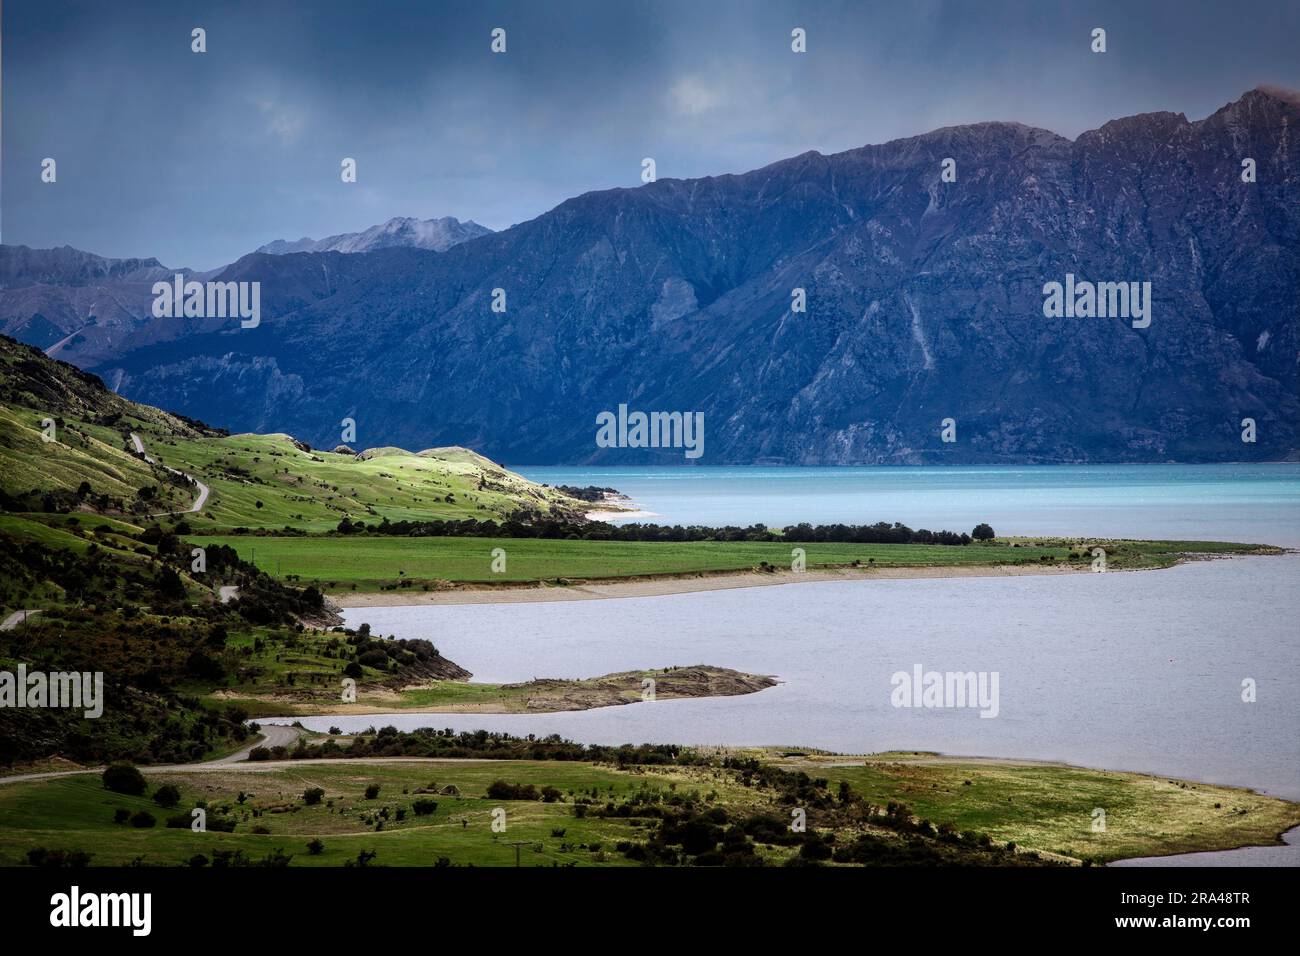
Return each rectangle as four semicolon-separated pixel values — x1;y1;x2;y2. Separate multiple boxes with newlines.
4;0;1299;269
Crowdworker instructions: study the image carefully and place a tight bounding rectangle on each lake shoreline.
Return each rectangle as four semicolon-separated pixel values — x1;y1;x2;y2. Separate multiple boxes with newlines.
334;561;1098;607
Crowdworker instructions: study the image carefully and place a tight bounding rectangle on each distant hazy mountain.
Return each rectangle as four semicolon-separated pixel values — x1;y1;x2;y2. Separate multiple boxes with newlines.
3;87;1297;464
255;216;493;255
0;245;181;354
0;217;490;364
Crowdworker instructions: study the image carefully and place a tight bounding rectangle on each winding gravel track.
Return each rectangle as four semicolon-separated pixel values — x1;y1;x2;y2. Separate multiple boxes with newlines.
0;610;42;631
129;432;211;515
0;724;308;787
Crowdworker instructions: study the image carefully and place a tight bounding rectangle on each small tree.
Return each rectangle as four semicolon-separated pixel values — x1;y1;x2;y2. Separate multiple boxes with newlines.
307;838;325;856
971;523;995;541
102;763;147;796
152;784;182;808
157;566;188;600
303;787;325;806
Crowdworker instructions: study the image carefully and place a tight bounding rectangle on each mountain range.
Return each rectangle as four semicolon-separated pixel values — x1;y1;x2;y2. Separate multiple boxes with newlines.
1;87;1297;464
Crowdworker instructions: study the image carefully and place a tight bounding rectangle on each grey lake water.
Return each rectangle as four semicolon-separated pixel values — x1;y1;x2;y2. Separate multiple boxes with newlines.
270;465;1300;862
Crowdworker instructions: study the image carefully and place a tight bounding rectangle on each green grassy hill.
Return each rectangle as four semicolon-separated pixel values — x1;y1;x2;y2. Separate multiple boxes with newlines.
0;334;588;529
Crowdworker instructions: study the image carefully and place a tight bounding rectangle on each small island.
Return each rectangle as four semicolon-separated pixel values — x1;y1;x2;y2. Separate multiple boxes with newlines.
216;664;778;717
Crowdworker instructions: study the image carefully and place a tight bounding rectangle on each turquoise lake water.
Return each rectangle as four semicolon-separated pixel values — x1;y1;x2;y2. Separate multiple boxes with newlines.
515;463;1300;547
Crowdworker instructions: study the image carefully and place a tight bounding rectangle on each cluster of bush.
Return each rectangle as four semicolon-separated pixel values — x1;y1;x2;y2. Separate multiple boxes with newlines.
331;515;987;546
485;780;564;802
553;485;622;502
281;727;689;765
184;848;294;868
612;806;777;866
0;481;131;516
25;847;94;868
104;767;195;830
0;616;254;767
339;624;443;678
588;757;1046;867
0;529;187;609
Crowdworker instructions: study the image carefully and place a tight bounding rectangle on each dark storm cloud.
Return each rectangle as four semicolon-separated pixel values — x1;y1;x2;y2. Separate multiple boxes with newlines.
4;0;1298;268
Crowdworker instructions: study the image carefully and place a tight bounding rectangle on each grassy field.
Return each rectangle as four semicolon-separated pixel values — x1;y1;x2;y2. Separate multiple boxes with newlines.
185;533;1276;589
784;753;1300;863
2;753;1295;867
0;761;666;867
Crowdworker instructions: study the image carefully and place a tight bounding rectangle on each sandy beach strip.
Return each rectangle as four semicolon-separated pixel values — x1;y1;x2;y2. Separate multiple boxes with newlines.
335;563;1088;608
584;507;660;521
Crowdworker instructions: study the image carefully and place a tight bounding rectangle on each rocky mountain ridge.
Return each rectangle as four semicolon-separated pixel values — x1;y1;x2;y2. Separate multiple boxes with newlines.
2;87;1296;464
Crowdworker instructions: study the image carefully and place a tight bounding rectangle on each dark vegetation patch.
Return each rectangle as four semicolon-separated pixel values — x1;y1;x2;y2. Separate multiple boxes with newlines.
329;515;978;546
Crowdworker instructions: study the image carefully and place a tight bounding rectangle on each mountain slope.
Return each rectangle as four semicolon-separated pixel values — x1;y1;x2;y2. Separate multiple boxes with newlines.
4;87;1298;464
0;335;587;528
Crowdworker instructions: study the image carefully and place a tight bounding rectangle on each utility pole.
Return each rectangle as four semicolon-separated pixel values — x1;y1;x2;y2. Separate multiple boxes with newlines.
504;841;533;867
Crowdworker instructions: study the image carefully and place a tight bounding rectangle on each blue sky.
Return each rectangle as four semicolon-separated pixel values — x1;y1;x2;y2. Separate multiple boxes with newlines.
4;0;1299;269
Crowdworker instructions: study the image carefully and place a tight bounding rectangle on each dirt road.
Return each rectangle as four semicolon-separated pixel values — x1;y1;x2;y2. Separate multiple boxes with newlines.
130;432;211;514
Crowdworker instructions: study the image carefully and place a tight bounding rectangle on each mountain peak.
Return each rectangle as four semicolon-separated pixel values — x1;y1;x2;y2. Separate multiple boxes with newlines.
255;216;493;256
1250;83;1300;107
